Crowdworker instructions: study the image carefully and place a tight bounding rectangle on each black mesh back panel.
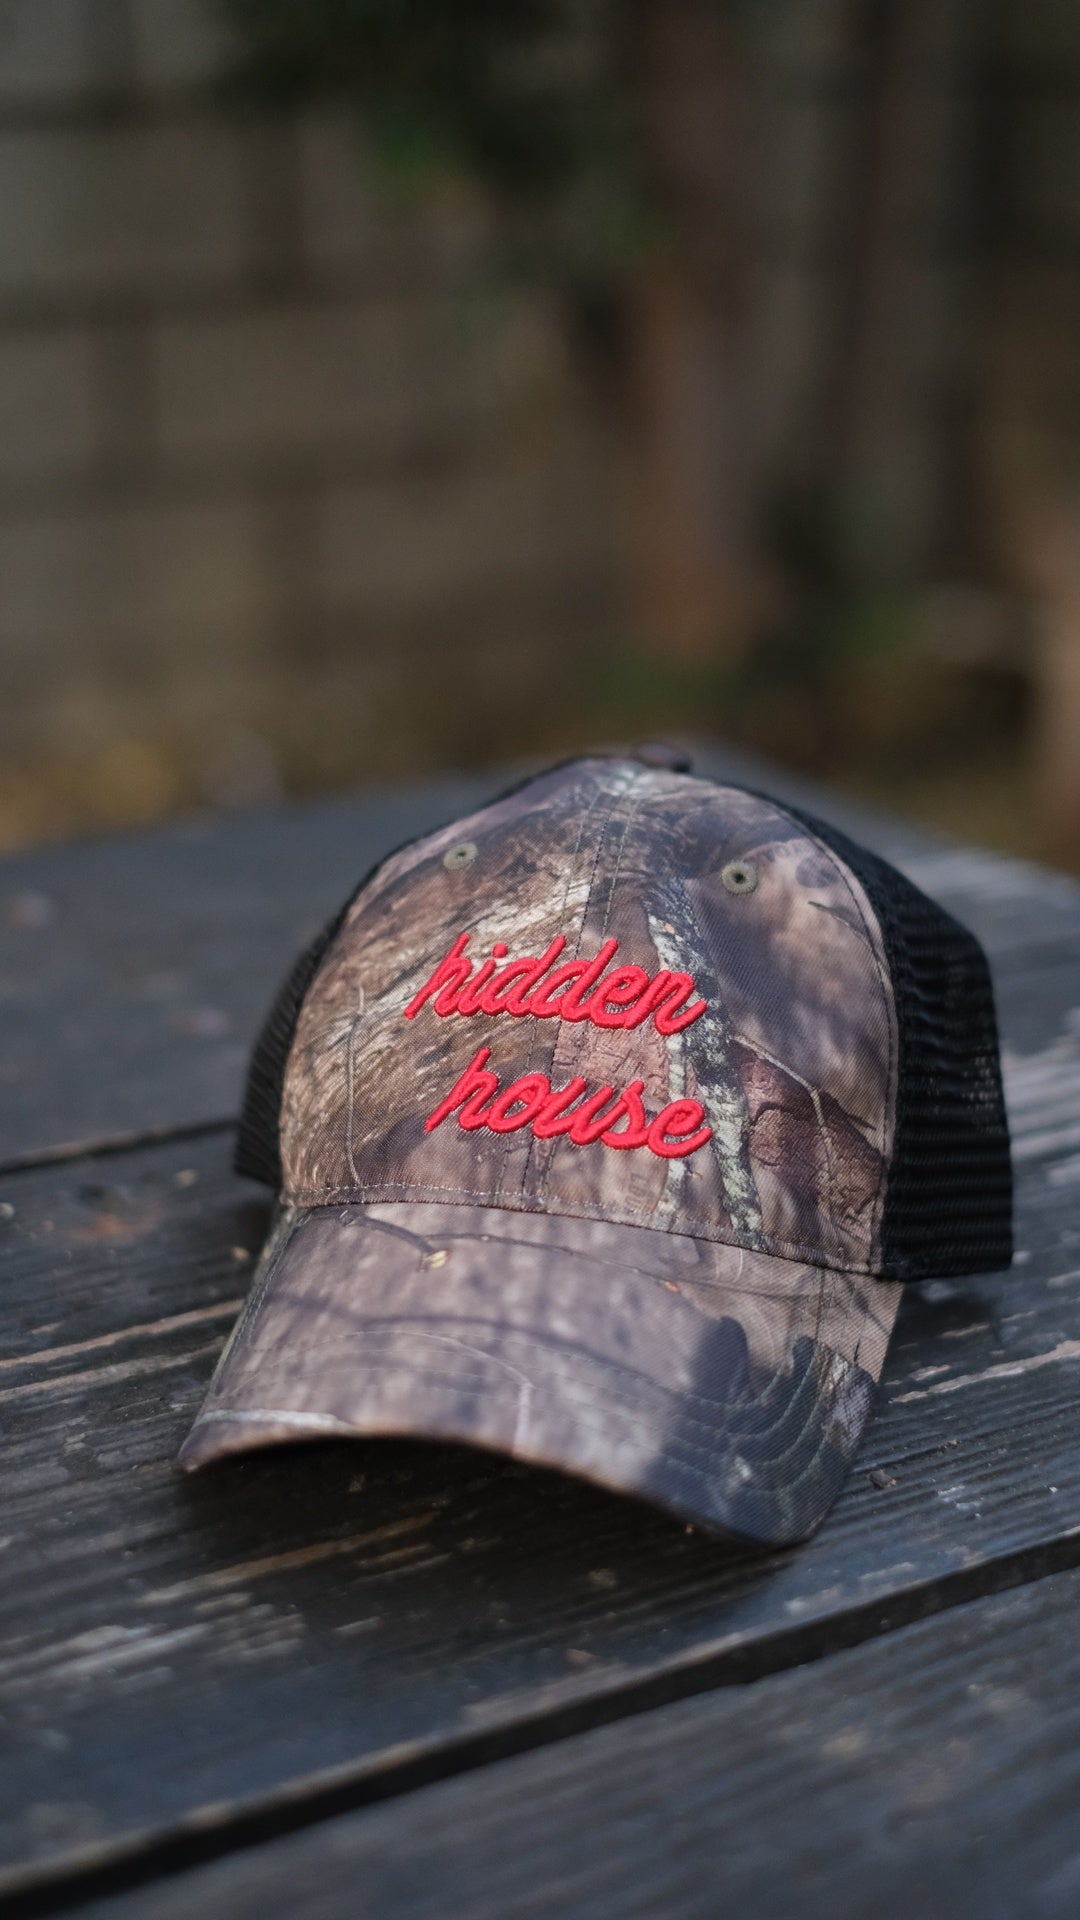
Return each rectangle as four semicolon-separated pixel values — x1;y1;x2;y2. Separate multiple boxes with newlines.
234;903;351;1188
235;773;1013;1283
780;801;1013;1281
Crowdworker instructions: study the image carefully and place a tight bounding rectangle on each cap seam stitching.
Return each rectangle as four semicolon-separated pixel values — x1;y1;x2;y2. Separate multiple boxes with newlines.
534;763;642;1213
507;763;611;1210
281;1182;881;1277
759;796;896;1269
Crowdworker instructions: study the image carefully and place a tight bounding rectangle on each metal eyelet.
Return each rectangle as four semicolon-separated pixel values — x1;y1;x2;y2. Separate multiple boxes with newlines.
721;857;758;895
442;841;477;872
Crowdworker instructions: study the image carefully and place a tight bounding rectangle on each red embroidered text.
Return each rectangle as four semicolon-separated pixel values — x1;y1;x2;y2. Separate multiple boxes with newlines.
403;932;706;1035
425;1045;713;1160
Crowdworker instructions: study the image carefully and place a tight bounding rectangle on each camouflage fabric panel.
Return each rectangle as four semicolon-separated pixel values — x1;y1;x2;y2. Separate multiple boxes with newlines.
179;1202;901;1544
281;759;898;1275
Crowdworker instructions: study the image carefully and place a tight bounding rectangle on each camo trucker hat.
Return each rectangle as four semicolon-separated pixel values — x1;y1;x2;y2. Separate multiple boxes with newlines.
179;753;1012;1544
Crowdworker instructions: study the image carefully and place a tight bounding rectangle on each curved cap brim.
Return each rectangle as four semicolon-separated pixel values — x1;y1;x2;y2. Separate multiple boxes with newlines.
179;1201;900;1546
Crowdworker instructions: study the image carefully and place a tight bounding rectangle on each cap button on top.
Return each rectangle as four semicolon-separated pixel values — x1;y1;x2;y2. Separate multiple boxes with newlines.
632;742;693;773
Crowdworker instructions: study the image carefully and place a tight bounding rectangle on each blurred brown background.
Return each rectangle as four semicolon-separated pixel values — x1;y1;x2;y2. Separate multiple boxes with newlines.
1;0;1078;863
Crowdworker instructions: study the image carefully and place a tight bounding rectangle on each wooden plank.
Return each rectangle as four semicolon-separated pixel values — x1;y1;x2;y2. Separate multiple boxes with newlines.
77;1561;1080;1920
0;744;967;1170
0;948;1078;1900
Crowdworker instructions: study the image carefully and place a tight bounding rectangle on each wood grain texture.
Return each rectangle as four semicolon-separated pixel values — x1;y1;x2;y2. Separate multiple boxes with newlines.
2;752;1078;1910
0;745;952;1170
0;954;1077;1900
74;1562;1080;1920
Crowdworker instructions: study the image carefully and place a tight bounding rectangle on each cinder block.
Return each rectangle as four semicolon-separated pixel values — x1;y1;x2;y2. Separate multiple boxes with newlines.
295;111;386;272
297;108;490;280
315;446;612;620
130;0;232;91
280;607;610;789
0;325;98;480
0;0;114;106
0;495;265;670
0;118;247;298
154;291;566;466
155;301;430;464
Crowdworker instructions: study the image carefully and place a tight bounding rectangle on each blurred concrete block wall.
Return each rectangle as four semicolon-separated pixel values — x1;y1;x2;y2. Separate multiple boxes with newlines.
0;0;616;828
0;0;1076;842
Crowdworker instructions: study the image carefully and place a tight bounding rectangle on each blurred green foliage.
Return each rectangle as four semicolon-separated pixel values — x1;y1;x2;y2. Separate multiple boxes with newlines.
222;0;649;286
219;0;776;296
224;1;608;189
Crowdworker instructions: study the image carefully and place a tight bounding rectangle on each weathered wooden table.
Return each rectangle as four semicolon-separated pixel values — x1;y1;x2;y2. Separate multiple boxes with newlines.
3;745;1080;1920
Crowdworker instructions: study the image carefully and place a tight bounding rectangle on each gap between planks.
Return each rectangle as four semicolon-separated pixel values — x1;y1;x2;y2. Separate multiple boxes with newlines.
5;1524;1080;1920
0;1119;236;1184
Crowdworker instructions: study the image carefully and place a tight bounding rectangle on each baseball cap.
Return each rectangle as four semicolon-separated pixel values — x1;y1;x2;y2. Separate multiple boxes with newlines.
179;753;1012;1545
